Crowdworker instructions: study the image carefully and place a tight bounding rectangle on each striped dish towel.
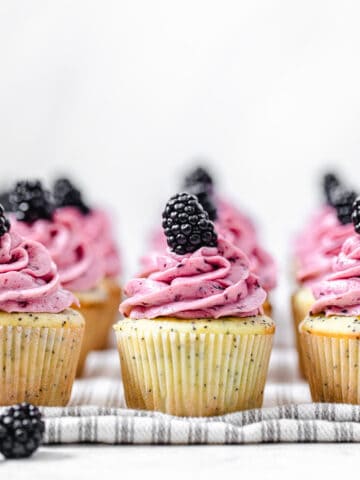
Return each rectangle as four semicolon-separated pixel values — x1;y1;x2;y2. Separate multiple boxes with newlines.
1;347;358;444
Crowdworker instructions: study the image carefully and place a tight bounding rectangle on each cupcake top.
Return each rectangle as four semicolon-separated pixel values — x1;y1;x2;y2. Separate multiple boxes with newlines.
216;197;277;292
143;167;277;292
294;173;357;284
311;197;360;316
9;180;104;292
0;205;75;313
295;208;353;285
53;178;121;278
121;193;267;319
72;208;121;278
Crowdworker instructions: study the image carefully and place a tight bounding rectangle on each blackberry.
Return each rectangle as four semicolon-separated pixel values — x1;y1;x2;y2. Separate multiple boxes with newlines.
196;191;217;221
9;180;54;223
0;191;11;212
323;172;341;206
53;178;90;214
162;192;217;255
0;403;45;459
0;204;10;237
352;197;360;234
333;189;357;225
183;166;214;195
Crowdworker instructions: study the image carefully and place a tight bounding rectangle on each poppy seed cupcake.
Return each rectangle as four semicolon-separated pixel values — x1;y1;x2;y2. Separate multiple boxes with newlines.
300;196;360;403
9;180;106;375
0;205;84;405
292;174;354;375
116;193;274;416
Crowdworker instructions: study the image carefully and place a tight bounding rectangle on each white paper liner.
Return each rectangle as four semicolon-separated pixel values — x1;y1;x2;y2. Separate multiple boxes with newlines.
0;324;83;406
301;331;360;404
116;325;273;416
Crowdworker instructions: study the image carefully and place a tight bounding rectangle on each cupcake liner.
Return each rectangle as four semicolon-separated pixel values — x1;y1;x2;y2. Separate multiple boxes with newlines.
0;323;83;406
115;321;273;416
291;289;314;378
301;331;360;404
74;301;107;376
263;298;272;317
97;278;122;350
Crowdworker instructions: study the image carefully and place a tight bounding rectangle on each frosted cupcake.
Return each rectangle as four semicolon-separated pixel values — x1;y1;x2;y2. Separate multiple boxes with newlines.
9;180;105;375
299;197;360;403
53;178;122;350
0;204;84;405
116;193;274;416
292;174;355;375
144;167;277;314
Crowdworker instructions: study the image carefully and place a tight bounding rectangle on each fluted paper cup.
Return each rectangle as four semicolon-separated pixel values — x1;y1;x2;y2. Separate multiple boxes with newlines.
291;287;314;377
300;314;360;404
0;309;84;406
98;277;122;350
73;286;108;376
114;317;274;416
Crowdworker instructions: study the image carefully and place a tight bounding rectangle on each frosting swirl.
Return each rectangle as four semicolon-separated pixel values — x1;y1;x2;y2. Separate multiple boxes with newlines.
311;235;360;316
0;231;75;313
216;197;277;291
12;208;104;292
143;197;277;292
294;205;353;284
80;209;121;278
121;237;266;319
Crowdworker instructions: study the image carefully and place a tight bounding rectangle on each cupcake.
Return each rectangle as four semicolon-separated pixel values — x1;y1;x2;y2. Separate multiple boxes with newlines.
143;167;277;314
292;174;355;375
116;193;274;416
9;180;106;375
54;178;122;350
299;196;360;403
0;205;84;405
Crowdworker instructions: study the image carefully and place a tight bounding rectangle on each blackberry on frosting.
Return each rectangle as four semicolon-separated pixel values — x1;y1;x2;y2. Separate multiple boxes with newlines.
9;180;54;223
0;204;10;237
183;166;214;195
352;196;360;234
333;189;357;225
0;191;11;212
196;191;217;221
162;192;217;255
323;172;341;206
53;177;90;214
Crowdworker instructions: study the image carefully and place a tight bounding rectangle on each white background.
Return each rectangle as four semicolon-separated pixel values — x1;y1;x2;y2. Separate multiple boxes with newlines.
1;1;360;277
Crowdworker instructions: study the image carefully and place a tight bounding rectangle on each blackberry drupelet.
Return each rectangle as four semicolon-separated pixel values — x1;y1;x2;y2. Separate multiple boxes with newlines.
0;191;11;212
0;403;45;459
333;189;357;225
162;192;217;255
0;204;10;237
323;172;341;206
53;177;90;214
9;180;54;223
183;167;214;195
352;197;360;234
196;191;217;221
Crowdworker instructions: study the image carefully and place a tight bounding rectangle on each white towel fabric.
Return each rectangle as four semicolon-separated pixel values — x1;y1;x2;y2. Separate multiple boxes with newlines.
3;346;358;444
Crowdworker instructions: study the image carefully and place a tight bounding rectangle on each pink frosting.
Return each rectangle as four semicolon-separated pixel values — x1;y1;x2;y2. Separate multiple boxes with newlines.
216;197;277;292
121;237;267;319
0;231;75;313
294;205;353;285
311;235;360;316
80;209;121;278
11;209;104;292
142;197;277;292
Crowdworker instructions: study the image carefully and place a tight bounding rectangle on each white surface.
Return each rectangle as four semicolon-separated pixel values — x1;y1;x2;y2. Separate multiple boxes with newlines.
1;444;358;479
